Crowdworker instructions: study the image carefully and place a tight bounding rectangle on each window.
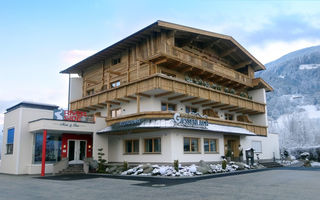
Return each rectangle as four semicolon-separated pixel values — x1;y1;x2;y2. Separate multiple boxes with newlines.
225;113;234;120
111;108;121;118
252;141;262;153
112;57;121;65
124;139;139;154
6;128;14;154
86;89;94;96
184;137;200;153
144;138;161;153
204;138;218;153
110;80;120;88
161;102;176;111
34;133;62;163
186;106;198;113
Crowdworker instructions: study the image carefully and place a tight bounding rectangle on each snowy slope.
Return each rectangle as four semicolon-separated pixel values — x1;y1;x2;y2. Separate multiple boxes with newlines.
258;45;320;150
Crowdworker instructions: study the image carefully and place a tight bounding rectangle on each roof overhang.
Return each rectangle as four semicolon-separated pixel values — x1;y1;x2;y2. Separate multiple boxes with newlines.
97;119;256;136
60;20;266;74
29;119;95;134
252;78;273;92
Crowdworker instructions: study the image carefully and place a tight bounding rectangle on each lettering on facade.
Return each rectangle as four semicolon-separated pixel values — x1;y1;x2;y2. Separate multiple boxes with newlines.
173;112;208;128
53;109;89;122
117;119;143;127
59;122;81;128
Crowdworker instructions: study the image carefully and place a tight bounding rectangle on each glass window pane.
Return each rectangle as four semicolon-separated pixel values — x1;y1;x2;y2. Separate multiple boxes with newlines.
154;138;161;152
126;140;132;153
168;104;176;111
204;139;209;152
191;108;198;113
186;106;190;113
145;139;152;152
191;138;198;152
34;133;61;163
184;138;190;152
210;140;216;152
133;140;139;153
161;103;167;111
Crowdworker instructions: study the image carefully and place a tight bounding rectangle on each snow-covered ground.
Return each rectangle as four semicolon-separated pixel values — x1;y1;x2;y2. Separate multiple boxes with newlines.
120;162;251;177
299;64;320;70
311;162;320;167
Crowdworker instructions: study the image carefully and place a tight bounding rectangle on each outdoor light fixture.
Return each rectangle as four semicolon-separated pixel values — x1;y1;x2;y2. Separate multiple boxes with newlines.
88;145;92;148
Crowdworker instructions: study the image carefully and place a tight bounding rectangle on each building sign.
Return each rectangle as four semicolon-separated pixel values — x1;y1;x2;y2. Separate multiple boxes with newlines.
53;109;89;122
118;119;143;126
173;112;208;128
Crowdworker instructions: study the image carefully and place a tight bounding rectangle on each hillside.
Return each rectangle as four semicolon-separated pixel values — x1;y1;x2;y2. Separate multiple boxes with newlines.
257;45;320;150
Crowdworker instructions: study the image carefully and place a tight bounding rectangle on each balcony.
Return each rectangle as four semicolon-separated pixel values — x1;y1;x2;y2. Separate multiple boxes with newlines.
105;111;267;136
70;74;265;115
144;45;252;87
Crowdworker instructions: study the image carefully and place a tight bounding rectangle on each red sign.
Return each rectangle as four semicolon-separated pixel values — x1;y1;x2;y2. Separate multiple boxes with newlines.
64;110;87;122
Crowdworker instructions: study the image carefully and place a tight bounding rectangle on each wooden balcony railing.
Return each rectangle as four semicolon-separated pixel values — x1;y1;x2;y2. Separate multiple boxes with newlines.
70;74;265;115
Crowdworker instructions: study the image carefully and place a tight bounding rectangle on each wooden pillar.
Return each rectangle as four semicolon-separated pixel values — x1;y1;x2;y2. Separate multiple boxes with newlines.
107;103;111;118
137;95;140;113
136;61;140;80
41;129;47;176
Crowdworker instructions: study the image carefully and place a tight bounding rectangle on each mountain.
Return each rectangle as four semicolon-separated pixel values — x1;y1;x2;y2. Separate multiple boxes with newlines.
257;45;320;151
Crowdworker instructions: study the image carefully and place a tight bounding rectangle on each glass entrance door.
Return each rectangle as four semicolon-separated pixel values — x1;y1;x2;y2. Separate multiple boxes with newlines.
68;140;86;164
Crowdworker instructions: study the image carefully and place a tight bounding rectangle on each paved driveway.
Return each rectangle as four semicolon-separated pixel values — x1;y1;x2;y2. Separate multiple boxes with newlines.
0;168;319;200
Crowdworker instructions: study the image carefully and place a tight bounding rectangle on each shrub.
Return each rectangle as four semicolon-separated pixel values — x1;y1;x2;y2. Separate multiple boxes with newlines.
222;159;227;169
224;87;229;93
230;89;236;94
240;92;247;97
174;160;179;172
216;85;222;91
97;148;107;173
203;81;210;88
123;161;128;171
248;95;252;100
211;83;217;89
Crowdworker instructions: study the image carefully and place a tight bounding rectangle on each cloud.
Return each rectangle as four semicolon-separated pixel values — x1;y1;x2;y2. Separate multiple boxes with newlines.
248;39;320;64
61;49;97;66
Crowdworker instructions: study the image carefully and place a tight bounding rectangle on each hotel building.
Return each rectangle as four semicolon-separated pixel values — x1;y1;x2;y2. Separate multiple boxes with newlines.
0;21;280;175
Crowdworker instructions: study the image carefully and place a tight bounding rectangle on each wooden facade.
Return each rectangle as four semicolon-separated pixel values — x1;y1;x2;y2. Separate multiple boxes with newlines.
63;21;271;136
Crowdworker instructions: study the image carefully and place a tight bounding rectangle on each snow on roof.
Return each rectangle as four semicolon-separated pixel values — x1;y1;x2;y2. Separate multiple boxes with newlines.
6;101;59;113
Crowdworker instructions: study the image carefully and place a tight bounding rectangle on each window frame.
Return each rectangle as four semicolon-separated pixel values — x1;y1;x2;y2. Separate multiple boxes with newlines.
185;106;198;114
161;102;177;112
183;137;200;153
6;127;14;155
111;56;121;65
204;138;219;153
225;113;234;121
86;89;94;96
110;108;122;118
144;138;161;153
124;139;139;154
110;80;121;88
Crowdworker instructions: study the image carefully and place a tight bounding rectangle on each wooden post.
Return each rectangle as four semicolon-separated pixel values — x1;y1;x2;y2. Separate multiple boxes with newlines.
137;95;140;113
136;61;140;80
41;129;47;176
107;103;111;118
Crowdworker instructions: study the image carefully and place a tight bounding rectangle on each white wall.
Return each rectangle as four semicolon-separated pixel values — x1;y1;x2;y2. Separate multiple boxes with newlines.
69;77;83;102
92;117;108;161
0;107;54;174
240;133;280;161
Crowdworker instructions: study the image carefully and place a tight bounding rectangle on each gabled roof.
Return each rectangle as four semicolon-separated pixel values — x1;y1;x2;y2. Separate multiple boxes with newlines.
61;20;266;74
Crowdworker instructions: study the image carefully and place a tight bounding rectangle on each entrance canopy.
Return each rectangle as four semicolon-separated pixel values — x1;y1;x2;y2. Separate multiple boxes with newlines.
29;118;95;134
97;119;256;136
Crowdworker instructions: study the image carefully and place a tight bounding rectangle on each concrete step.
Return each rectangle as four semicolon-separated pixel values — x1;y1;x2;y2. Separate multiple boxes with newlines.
60;164;84;174
260;162;283;168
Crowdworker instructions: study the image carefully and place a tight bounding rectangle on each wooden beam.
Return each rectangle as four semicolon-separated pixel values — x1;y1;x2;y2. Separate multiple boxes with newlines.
155;91;174;98
210;39;222;47
229;107;246;112
107;103;111;118
212;104;228;108
168;94;187;101
106;101;121;105
192;100;210;105
85;107;97;111
202;102;220;107
107;70;121;75
154;58;167;65
91;105;104;109
98;102;107;106
137;94;140;113
220;47;237;57
125;96;137;100
181;66;193;73
137;93;151;98
116;98;130;103
78;109;90;112
232;60;252;70
220;105;238;110
180;97;199;103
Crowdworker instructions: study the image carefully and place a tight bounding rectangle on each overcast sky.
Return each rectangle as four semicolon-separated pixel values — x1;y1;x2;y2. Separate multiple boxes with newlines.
1;0;320;128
